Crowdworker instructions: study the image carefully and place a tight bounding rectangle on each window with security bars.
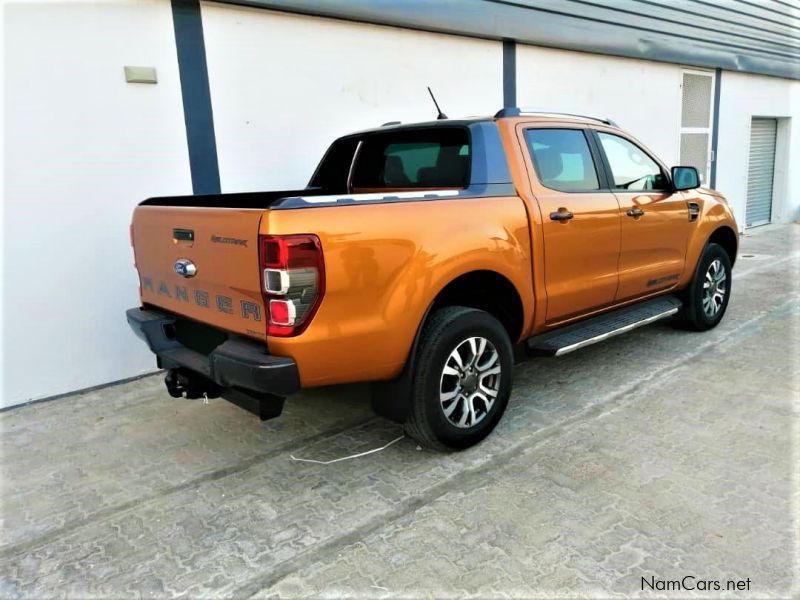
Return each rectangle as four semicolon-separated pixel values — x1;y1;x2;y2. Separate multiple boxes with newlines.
679;71;715;184
681;74;712;128
680;133;710;176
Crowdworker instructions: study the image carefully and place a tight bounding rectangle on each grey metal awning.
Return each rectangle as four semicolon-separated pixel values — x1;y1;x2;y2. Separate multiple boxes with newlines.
216;0;800;80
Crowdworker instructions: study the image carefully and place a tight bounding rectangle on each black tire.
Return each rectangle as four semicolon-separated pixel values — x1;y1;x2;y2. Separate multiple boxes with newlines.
674;242;732;331
404;306;513;451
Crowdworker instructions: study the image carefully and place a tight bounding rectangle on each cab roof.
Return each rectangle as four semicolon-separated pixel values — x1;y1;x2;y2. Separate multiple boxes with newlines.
354;108;620;136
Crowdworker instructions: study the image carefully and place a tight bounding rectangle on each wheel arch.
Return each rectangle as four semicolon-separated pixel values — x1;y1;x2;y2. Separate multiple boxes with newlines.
371;268;526;424
428;269;525;344
708;225;738;266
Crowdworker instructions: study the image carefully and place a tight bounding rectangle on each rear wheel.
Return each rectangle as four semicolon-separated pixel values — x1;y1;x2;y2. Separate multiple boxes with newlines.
405;306;513;450
674;242;732;331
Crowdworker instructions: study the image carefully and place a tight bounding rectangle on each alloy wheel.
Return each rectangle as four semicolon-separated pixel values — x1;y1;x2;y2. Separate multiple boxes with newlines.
702;258;727;318
439;336;501;429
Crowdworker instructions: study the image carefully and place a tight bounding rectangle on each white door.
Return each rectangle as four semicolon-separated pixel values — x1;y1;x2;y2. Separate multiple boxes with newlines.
746;118;778;228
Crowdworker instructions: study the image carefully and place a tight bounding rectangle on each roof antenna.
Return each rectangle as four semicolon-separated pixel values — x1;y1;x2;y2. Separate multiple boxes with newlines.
427;87;448;120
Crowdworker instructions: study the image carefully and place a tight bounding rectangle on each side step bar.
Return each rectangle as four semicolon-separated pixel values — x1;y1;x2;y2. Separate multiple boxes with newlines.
527;295;683;357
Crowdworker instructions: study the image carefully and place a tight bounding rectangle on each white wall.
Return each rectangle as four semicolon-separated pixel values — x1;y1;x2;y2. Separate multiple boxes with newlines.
3;1;797;409
516;44;683;167
201;2;503;192
716;72;800;228
2;0;191;407
0;4;6;407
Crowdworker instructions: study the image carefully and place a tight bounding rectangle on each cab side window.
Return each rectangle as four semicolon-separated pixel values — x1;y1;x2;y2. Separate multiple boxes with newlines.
524;129;600;192
597;132;668;191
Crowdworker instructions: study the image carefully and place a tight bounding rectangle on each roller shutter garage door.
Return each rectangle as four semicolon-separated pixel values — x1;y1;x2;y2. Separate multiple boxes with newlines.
746;118;778;227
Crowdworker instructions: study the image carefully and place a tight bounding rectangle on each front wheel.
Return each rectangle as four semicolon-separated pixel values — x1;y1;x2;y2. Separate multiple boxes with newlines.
404;306;513;450
674;242;732;331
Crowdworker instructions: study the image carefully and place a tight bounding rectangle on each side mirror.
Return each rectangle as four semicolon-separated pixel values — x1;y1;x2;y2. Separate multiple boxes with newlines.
671;166;700;191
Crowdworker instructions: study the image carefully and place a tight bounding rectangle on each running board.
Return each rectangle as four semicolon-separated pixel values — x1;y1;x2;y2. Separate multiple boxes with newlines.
527;295;683;357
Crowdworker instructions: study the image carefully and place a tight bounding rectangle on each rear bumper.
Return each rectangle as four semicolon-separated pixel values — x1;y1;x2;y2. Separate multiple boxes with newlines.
126;307;300;397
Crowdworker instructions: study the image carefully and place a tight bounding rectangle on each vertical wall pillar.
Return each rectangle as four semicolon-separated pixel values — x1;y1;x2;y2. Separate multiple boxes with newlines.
709;67;722;189
172;0;221;194
503;40;516;108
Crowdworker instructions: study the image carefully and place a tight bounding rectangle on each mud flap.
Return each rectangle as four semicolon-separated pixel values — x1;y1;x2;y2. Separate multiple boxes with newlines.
370;305;432;424
370;367;413;424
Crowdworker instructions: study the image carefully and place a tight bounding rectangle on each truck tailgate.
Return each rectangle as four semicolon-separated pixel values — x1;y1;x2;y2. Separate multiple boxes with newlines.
131;206;267;341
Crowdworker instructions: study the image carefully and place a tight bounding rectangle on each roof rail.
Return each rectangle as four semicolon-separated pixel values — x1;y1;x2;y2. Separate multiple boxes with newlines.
381;120;401;127
494;107;618;127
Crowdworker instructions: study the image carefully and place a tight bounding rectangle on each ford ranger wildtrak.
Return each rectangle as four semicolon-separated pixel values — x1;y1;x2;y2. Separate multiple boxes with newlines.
127;108;738;450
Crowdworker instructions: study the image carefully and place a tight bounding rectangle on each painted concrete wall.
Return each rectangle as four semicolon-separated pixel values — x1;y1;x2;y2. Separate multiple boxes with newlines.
2;0;192;408
516;44;683;169
200;1;503;192
2;1;798;409
716;72;800;228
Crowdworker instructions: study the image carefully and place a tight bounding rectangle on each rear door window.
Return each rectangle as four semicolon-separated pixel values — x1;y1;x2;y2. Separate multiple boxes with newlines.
350;128;470;189
524;128;600;192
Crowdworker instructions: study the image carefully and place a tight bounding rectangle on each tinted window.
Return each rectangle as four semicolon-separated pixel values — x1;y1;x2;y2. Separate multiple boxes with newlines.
524;129;600;192
598;132;667;191
309;137;360;192
350;128;470;189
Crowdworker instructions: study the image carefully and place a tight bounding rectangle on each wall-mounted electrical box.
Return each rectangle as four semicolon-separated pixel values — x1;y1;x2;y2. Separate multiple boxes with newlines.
124;66;157;84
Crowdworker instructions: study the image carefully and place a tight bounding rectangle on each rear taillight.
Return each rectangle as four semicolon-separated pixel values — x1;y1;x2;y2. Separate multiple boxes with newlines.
259;234;325;337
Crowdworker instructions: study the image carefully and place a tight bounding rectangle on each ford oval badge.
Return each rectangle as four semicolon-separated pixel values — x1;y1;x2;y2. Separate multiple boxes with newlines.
174;258;197;278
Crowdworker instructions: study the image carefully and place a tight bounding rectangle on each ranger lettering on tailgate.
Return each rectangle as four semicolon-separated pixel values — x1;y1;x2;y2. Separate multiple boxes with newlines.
141;277;262;321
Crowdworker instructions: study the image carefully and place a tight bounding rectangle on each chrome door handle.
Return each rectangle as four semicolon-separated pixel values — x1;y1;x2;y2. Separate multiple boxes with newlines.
550;209;574;222
626;207;645;218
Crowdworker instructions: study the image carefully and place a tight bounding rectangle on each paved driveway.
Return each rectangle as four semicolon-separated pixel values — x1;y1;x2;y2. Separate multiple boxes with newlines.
2;225;798;598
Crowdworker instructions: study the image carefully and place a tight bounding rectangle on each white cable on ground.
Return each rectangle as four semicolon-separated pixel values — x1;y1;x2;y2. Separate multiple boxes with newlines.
289;435;405;465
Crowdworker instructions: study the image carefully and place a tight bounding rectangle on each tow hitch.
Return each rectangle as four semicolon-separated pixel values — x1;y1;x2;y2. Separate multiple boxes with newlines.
164;368;285;421
165;368;219;400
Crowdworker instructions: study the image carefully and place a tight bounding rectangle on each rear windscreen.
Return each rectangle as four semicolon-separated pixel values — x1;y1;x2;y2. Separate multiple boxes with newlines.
350;128;470;189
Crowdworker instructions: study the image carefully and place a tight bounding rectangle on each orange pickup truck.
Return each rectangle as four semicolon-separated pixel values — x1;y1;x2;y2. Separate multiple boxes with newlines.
127;108;738;450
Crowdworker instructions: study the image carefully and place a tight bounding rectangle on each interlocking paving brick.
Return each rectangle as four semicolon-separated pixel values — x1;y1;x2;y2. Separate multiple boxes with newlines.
1;225;798;598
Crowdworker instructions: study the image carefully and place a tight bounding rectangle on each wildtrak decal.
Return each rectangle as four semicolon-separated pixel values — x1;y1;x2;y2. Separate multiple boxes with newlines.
647;273;679;287
142;277;261;321
210;234;248;247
